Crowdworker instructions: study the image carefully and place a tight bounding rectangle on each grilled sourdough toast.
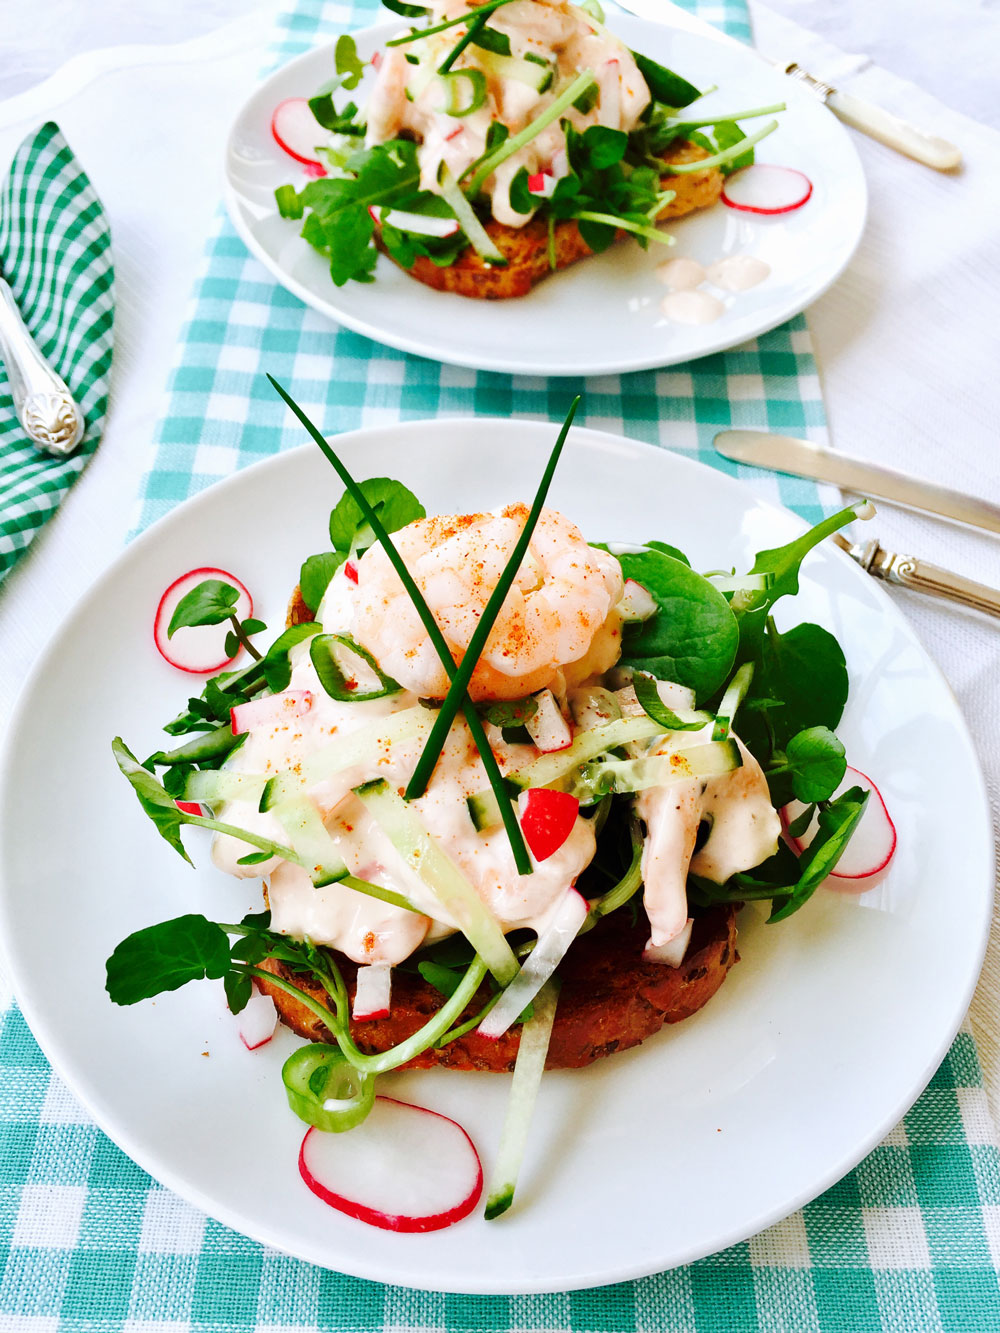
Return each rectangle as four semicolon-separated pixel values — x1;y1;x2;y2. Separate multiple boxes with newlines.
375;140;723;301
259;584;740;1071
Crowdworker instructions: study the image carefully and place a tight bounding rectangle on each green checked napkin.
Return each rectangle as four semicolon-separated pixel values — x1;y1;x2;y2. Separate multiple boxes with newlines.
2;2;1000;1330
0;120;114;586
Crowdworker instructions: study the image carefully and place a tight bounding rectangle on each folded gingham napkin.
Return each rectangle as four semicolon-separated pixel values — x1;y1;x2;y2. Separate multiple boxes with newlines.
0;120;114;586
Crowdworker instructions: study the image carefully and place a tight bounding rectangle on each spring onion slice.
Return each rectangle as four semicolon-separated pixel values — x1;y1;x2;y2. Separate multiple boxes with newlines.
484;978;560;1219
282;1043;375;1133
633;672;711;731
711;661;754;743
406;397;578;798
354;778;519;985
464;69;597;196
437;164;506;264
309;632;401;702
439;68;487;116
267;375;533;877
665;118;779;173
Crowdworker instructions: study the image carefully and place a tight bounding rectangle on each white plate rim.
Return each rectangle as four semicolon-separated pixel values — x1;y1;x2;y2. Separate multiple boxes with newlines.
0;421;990;1293
222;15;868;376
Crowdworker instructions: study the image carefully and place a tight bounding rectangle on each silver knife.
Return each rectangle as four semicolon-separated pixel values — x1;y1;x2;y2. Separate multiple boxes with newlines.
714;429;1000;536
0;274;84;457
611;0;961;171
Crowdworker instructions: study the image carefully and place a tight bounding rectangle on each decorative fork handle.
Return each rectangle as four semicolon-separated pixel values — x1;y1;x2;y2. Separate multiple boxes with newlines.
837;535;1000;619
0;277;84;457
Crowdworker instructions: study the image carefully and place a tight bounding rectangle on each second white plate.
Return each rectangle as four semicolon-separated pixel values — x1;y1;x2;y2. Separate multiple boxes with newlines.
224;15;867;375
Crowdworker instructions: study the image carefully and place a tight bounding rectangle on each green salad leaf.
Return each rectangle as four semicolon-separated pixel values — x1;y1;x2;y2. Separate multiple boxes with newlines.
107;914;232;1005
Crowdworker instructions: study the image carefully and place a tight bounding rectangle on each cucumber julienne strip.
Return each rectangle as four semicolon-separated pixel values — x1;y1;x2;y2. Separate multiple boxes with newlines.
464;69;597;196
484;977;560;1220
354;777;519;985
711;661;754;743
267;375;533;876
438;165;505;264
406;397;579;800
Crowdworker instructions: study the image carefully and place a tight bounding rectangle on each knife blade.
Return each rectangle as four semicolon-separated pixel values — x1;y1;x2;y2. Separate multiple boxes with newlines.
714;430;1000;536
610;0;961;170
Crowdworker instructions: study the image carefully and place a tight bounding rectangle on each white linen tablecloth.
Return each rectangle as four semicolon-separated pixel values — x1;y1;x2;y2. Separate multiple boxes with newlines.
0;0;998;1118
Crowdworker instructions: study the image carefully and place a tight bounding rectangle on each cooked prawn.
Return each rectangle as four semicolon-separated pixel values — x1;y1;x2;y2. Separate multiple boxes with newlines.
351;504;624;700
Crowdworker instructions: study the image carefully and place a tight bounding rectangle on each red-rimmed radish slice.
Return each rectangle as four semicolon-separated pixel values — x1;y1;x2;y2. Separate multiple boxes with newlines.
175;800;204;817
477;886;588;1040
153;567;253;675
230;690;313;736
616;579;657;623
643;919;692;968
352;963;391;1021
518;788;580;862
721;165;813;215
782;766;896;882
525;689;572;753
299;1096;483;1232
236;988;278;1050
528;171;557;198
272;98;325;167
367;206;460;238
371;50;382;70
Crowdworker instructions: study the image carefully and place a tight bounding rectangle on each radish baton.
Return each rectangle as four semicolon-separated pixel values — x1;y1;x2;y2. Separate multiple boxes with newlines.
299;1097;483;1232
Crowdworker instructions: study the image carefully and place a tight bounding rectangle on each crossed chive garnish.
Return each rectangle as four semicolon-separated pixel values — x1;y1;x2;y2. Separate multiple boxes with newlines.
268;373;579;876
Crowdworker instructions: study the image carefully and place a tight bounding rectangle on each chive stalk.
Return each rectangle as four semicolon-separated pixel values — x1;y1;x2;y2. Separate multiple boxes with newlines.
267;375;534;876
405;397;578;800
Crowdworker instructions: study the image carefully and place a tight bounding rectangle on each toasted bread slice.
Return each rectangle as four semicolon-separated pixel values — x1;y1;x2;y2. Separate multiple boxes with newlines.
257;901;739;1071
377;139;723;300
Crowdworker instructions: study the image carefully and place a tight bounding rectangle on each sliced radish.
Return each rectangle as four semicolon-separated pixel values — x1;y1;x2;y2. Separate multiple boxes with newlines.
643;919;692;968
518;788;580;862
478;887;588;1040
721;165;813;216
525;689;572;753
371;50;382;70
353;963;391;1021
528;171;557;198
153;567;253;675
236;987;278;1050
272;98;326;168
230;689;313;736
616;579;657;623
368;206;460;238
782;766;896;882
175;799;204;817
299;1096;483;1232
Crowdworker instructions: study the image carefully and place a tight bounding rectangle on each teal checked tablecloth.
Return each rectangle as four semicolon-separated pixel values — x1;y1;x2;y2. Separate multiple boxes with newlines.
3;0;1000;1329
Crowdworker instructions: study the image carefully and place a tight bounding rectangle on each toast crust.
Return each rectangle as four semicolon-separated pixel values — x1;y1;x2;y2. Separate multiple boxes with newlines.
377;140;723;300
257;902;739;1071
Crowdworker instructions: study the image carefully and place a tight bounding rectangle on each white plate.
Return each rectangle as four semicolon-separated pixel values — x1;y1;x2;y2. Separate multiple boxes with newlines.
0;420;989;1294
224;16;866;376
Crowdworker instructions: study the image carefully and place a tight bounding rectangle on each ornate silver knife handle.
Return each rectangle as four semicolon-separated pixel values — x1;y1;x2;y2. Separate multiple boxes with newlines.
0;276;84;457
835;535;1000;619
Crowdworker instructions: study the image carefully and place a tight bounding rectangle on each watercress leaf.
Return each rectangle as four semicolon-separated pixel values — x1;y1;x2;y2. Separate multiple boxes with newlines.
577;214;616;254
472;24;511;54
260;623;324;693
763;621;849;741
614;550;739;701
786;802;816;839
508;166;536;215
582;125;628;169
237;850;274;866
167;579;239;637
241;618;267;636
769;786;869;922
711;120;754;174
631;51;701;108
224;631;240;658
112;738;193;864
784;725;847;803
106;914;231;1005
329;476;425;552
477;696;538;727
275;184;303;219
162;764;194;798
224;970;253;1013
381;0;429;14
300;551;347;611
327;205;377;286
308;94;364;135
632;672;705;730
418;960;463;997
335;34;365;90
